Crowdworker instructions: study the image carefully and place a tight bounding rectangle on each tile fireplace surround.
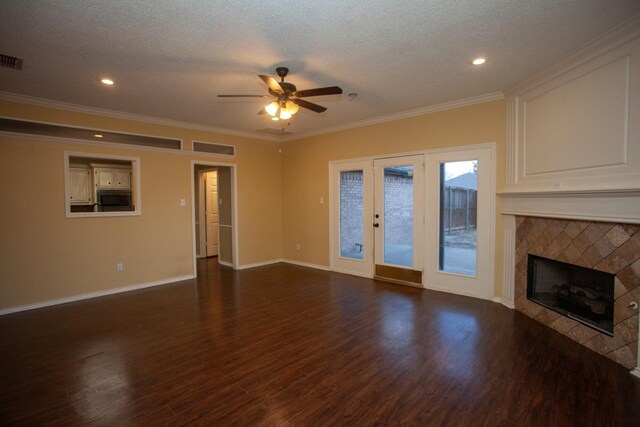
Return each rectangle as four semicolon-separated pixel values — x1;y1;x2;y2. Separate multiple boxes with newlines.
514;216;640;369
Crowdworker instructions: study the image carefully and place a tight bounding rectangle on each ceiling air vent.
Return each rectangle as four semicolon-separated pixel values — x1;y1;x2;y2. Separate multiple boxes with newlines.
0;118;182;150
193;141;235;156
0;54;23;70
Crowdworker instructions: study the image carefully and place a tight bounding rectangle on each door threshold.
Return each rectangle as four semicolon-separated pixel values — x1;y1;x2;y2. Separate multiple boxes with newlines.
374;264;423;286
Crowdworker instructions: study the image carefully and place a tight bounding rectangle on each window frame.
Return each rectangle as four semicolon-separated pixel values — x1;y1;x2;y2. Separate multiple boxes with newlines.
64;151;142;218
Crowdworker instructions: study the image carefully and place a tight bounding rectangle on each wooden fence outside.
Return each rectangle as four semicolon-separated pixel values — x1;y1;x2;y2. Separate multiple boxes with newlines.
442;186;477;232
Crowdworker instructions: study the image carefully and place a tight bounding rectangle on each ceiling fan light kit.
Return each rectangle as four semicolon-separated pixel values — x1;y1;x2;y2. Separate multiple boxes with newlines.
265;101;279;116
218;67;342;124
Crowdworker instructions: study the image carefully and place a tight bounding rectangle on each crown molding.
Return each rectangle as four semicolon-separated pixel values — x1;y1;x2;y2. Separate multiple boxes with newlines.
284;91;505;141
506;13;640;97
0;90;505;144
0;91;281;142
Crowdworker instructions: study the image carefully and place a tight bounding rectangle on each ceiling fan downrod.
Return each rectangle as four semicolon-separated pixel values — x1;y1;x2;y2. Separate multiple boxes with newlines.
275;67;289;82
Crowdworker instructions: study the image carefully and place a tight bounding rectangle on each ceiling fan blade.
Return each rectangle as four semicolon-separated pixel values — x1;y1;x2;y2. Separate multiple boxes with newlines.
293;86;343;98
258;108;267;115
218;95;271;98
259;75;284;94
292;98;327;113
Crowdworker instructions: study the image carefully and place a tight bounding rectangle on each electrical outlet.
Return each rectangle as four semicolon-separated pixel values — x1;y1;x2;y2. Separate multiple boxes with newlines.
296;243;301;251
116;263;124;272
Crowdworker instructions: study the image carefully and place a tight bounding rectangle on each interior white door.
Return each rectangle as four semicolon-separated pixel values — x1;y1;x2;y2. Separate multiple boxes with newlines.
330;161;373;277
424;146;494;300
205;170;219;256
373;155;424;284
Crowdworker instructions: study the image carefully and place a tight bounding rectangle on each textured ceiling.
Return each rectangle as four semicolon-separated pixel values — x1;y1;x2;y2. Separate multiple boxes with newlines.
1;1;639;139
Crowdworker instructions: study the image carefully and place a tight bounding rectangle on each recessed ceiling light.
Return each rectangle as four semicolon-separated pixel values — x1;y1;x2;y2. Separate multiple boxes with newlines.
93;134;104;138
472;58;486;65
100;78;114;85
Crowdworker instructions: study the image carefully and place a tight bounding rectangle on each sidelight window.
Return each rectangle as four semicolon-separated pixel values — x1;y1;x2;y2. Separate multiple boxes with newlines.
439;161;477;275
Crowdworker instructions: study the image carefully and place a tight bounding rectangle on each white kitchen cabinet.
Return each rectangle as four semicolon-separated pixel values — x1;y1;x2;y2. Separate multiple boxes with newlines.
95;168;115;188
92;164;132;189
114;169;131;188
69;167;92;204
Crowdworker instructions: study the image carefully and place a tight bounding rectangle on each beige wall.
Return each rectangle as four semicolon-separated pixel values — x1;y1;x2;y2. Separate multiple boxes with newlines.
280;100;507;295
0;98;505;310
0;100;282;309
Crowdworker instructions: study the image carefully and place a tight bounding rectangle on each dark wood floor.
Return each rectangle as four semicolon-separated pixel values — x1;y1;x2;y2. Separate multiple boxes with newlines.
1;258;639;426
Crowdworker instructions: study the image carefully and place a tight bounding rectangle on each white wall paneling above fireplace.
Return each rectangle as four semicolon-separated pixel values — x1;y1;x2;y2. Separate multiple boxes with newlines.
501;16;640;222
523;55;629;175
505;18;640;193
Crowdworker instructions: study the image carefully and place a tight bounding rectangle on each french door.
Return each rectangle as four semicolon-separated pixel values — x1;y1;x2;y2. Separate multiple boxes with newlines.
373;156;424;285
330;161;374;277
330;155;424;284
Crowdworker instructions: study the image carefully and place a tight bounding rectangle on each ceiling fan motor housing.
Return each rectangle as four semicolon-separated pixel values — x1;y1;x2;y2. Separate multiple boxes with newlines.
269;82;297;97
276;67;289;79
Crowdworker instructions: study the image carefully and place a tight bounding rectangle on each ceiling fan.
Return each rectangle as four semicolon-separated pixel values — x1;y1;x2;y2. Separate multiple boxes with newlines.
218;67;342;121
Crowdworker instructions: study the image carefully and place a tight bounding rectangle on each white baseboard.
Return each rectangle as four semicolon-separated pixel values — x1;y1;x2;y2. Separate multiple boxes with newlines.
237;259;283;270
493;296;515;309
425;284;493;302
236;259;330;272
329;267;373;279
282;259;330;271
0;275;196;316
631;368;640;379
218;260;234;268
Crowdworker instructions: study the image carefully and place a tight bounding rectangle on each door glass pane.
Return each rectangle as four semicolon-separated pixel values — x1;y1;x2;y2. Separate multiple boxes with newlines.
439;161;477;275
340;170;364;259
384;165;413;266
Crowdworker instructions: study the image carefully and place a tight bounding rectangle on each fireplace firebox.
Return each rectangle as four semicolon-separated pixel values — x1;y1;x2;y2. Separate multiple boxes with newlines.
527;255;615;336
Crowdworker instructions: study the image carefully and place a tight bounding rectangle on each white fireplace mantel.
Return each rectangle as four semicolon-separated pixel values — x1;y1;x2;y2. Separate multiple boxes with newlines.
498;188;640;225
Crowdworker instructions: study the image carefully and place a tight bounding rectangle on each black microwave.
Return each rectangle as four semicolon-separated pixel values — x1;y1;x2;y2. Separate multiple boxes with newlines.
96;189;133;211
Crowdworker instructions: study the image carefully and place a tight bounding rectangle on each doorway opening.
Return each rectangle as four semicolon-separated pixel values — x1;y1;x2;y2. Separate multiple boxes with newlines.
197;169;219;258
192;162;237;273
